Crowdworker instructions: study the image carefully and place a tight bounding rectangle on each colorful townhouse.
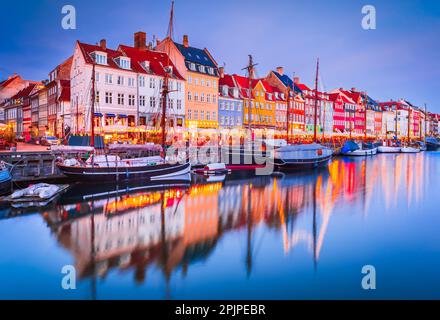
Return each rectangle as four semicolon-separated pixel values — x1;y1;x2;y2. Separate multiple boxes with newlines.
265;68;305;136
378;100;410;138
232;75;276;134
321;94;334;136
3;83;41;140
0;74;35;123
329;92;345;133
295;80;321;134
331;89;356;135
218;68;243;133
29;90;40;139
381;104;396;138
46;56;72;137
38;86;48;137
157;35;220;130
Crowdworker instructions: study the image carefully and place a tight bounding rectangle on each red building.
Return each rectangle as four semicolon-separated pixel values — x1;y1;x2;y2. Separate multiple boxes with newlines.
329;92;345;133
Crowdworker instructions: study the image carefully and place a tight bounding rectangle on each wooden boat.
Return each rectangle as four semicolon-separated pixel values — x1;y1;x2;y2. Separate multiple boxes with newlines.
0;162;12;196
2;184;70;208
193;163;230;176
58;155;190;182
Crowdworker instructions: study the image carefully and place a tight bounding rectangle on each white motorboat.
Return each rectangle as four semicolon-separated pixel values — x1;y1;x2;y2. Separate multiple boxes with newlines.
378;146;401;153
401;146;421;153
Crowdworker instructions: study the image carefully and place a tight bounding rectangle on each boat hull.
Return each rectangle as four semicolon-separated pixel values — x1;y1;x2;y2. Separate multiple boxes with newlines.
0;178;12;196
342;147;378;156
426;142;440;151
57;162;191;182
273;154;333;170
378;146;401;153
400;147;420;153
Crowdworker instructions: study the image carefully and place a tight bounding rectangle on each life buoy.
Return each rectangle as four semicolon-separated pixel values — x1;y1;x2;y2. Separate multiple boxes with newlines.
317;149;323;156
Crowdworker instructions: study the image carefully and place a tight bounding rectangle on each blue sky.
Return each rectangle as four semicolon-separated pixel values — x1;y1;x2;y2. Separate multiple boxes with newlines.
1;0;439;111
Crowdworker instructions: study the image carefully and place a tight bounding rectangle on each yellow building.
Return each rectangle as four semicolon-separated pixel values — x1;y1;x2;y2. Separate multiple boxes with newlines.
157;35;220;130
233;75;276;130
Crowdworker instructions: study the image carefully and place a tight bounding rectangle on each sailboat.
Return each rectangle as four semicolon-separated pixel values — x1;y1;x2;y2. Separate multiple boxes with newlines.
57;2;191;182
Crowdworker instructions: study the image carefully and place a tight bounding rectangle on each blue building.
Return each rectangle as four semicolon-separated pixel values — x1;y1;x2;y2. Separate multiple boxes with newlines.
218;70;243;130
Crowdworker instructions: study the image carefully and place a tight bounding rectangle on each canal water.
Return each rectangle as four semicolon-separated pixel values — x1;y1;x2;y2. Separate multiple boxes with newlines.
1;152;440;299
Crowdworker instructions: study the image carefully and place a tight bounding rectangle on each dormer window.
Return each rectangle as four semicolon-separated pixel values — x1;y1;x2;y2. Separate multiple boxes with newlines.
118;57;131;70
189;63;196;71
222;86;228;96
94;52;107;65
208;67;214;75
199;65;205;73
141;61;150;71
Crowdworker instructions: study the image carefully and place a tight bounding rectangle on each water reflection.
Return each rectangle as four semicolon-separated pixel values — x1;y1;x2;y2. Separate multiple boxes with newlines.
0;152;437;299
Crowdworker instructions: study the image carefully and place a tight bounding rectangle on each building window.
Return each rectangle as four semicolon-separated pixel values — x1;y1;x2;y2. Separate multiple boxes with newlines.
128;95;135;106
117;93;124;105
139;76;145;87
177;99;182;110
105;92;113;104
194;93;199;102
105;74;112;84
194;110;198;120
150;97;156;108
188;91;192;101
139;95;146;107
96;91;100;104
200;110;205;120
206;111;210;120
187;109;192;120
212;111;216;121
128;78;135;87
117;76;124;85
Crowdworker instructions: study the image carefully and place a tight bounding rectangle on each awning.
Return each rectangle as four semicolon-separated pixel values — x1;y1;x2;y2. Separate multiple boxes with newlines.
118;114;128;118
94;112;103;117
106;113;116;117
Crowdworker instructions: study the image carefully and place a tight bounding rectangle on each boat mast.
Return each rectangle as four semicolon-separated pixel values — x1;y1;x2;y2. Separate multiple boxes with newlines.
424;103;427;140
286;84;291;143
364;91;367;141
394;105;398;140
243;55;257;143
90;61;96;148
408;106;411;141
313;58;319;143
161;0;175;154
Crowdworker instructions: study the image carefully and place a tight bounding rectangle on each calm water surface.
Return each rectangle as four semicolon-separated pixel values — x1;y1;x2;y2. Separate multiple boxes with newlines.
1;152;440;299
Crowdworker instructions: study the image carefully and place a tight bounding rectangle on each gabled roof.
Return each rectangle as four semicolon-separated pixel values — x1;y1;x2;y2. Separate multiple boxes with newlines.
10;83;40;100
219;74;236;88
174;42;219;76
272;71;303;94
0;75;20;89
78;41;127;71
118;45;184;80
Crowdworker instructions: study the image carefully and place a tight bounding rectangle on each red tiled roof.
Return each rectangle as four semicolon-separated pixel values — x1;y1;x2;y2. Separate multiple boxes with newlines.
10;83;40;100
296;83;311;91
118;45;184;80
78;41;125;70
0;76;19;88
219;74;235;88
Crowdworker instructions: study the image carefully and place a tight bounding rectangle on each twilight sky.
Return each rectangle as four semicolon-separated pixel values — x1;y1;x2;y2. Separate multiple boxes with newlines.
1;0;439;111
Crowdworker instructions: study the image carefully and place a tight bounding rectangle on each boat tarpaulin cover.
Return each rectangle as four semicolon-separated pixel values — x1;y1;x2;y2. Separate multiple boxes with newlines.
341;140;360;153
68;135;105;149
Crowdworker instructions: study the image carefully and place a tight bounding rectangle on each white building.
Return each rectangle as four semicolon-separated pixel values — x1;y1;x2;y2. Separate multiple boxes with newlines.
70;32;185;138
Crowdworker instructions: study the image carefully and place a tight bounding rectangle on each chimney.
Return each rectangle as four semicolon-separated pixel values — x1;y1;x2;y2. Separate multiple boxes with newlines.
156;38;160;46
219;67;225;78
293;76;300;84
134;31;147;50
183;35;189;48
351;87;357;92
276;66;284;76
100;39;106;50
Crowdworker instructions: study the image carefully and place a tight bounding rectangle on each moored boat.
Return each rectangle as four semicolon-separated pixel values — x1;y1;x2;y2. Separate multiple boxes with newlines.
341;140;377;156
401;146;421;153
272;143;333;170
378;146;401;153
58;155;191;182
426;137;440;151
0;162;12;196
